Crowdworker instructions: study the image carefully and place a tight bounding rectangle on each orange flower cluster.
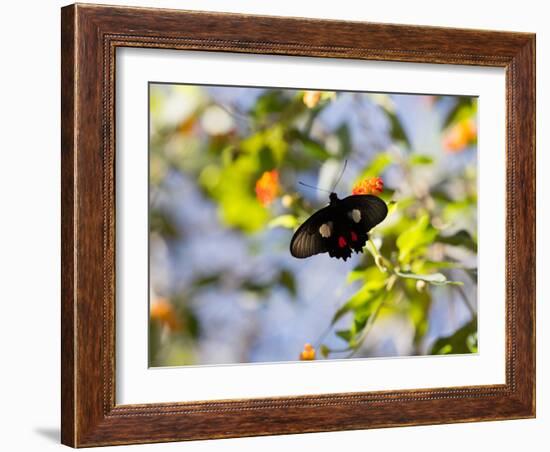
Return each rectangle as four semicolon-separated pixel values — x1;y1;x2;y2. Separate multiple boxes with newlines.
302;91;322;108
352;176;384;195
150;298;181;332
299;343;316;360
255;170;280;206
442;118;477;153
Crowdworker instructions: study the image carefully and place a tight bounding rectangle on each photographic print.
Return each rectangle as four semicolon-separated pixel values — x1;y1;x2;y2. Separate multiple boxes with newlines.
61;5;536;444
148;83;478;367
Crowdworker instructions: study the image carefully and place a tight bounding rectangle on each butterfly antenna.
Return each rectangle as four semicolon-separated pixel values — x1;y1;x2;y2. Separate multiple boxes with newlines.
332;159;348;191
298;181;332;194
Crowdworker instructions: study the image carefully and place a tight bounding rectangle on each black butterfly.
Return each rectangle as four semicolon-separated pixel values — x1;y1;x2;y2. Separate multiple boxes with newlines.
290;192;388;261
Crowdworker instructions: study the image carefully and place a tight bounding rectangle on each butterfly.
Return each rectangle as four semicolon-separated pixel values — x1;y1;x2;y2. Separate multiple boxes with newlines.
290;192;388;261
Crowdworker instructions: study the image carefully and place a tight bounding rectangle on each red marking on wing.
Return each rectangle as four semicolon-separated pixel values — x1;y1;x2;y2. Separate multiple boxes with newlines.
338;236;347;248
350;231;358;242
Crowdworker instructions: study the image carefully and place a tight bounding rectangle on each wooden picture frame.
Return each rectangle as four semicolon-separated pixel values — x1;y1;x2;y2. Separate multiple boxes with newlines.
61;3;535;447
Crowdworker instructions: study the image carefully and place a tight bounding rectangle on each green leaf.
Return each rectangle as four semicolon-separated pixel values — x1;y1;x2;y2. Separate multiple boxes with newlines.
218;193;269;233
357;152;393;180
335;330;352;341
386;200;398;216
409;154;434;165
368;95;412;148
207;150;273;233
400;280;432;345
335;315;369;347
430;318;478;355
437;344;453;354
443;97;477;128
346;266;386;285
240;125;288;166
332;283;385;324
242;281;271;296
437;229;478;252
442;198;476;222
352;317;368;335
465;268;478;282
193;273;222;288
388;112;411;149
250;90;287;119
336;124;352;157
319;344;331;358
301;137;332;160
278;270;297;297
418;260;465;271
180;307;200;339
346;269;366;284
150;209;180;239
396;214;438;264
148;319;162;367
268;215;299;229
395;271;463;286
397;271;445;283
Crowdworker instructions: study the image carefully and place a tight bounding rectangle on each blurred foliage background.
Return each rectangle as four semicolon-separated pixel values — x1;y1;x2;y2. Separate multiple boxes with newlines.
148;83;478;366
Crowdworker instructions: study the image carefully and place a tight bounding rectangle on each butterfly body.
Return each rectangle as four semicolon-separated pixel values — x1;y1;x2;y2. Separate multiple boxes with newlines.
290;193;388;261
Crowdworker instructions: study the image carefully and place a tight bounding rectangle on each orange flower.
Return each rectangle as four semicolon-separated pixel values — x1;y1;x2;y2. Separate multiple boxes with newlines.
177;114;197;134
303;91;322;108
150;298;181;332
442;118;477;153
299;343;316;360
255;170;280;206
352;177;384;195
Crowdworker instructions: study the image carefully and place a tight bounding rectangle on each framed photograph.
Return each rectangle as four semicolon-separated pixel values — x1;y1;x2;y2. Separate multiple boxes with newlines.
61;3;535;447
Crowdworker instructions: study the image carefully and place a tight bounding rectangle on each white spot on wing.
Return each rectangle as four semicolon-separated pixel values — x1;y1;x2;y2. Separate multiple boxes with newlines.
349;209;361;223
319;222;332;238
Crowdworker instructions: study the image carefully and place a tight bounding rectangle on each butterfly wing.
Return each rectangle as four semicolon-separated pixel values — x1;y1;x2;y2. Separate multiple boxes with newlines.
338;194;388;256
290;205;334;258
340;194;388;230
